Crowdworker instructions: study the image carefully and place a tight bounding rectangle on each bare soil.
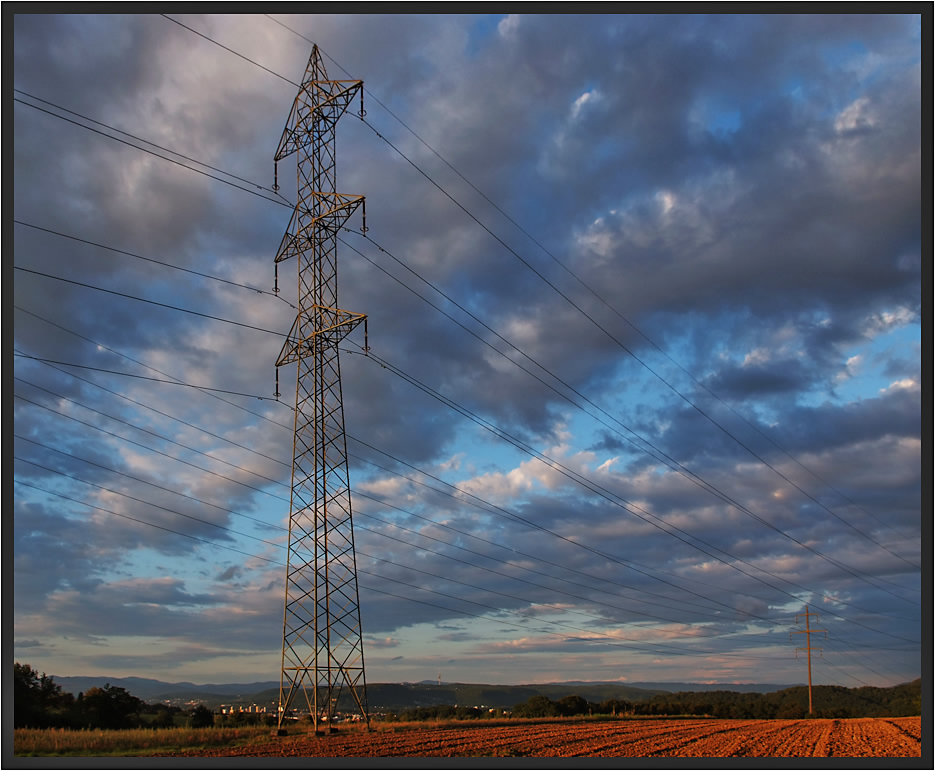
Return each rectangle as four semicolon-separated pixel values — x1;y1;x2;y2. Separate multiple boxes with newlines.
158;716;922;757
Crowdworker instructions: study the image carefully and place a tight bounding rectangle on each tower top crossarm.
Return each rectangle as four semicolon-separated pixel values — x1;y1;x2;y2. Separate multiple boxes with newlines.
274;44;364;163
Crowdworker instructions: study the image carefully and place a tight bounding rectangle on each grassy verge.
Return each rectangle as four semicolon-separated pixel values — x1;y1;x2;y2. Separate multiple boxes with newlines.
13;725;278;757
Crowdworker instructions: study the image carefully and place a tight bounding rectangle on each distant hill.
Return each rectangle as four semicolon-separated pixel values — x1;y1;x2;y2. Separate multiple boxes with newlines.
625;682;799;695
53;675;279;703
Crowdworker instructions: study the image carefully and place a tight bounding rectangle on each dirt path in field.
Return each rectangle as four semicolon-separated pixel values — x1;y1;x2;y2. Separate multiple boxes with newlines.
159;717;922;757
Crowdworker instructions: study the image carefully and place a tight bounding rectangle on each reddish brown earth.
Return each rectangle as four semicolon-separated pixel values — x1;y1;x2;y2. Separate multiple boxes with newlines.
161;716;922;757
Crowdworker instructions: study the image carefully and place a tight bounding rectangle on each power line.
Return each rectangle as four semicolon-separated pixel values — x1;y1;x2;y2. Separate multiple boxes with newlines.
161;15;299;88
14;354;273;400
13;21;919;679
277;17;923;561
356;550;787;660
15;455;285;551
14;219;295;308
14;257;921;616
14;311;796;627
347;348;923;643
14;272;920;616
15;478;281;565
14;392;916;688
13;376;289;491
13;96;289;208
13;265;286;338
16;69;917;572
14;305;296;430
340;229;923;583
14;392;783;652
13;390;290;504
156;20;923;576
159;13;918;575
16;310;916;684
16;305;917;656
13;305;849;628
13;89;294;209
15;432;287;534
354;343;922;619
354;116;923;573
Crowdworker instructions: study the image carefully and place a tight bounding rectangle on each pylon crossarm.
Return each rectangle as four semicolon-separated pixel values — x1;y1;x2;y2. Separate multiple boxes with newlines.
301;81;361;117
276;309;367;366
275;195;365;263
274;88;360;162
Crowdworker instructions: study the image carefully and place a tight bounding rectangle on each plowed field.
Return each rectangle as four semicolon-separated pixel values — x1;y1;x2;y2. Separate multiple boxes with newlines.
163;717;921;757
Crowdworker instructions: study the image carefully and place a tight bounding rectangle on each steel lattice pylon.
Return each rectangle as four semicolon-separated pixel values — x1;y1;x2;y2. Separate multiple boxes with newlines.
272;44;369;733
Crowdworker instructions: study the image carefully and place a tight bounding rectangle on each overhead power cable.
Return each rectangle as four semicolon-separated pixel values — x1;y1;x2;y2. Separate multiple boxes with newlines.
166;11;918;571
160;18;925;575
161;15;299;88
14;256;921;619
350;345;922;641
354;512;786;646
13;390;290;505
14;309;790;625
15;456;284;551
356;550;786;660
14;354;272;400
14;396;777;648
14;219;295;309
15;478;281;565
14;278;910;628
16;73;916;571
14;24;920;668
18;302;916;656
339;228;923;584
13;89;294;210
13;96;289;209
14;308;292;468
23;303;898;634
23;359;904;656
303;20;922;557
15;432;287;533
13;376;288;491
14;305;294;430
357;565;778;662
13;265;286;337
354;116;923;572
13;442;808;666
278;18;922;560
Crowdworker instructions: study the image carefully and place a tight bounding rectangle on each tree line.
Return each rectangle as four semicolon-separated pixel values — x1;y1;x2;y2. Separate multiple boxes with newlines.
390;679;921;722
513;679;921;720
13;663;216;730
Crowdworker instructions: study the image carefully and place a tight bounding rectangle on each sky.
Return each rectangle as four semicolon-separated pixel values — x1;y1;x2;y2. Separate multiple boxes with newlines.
13;13;922;691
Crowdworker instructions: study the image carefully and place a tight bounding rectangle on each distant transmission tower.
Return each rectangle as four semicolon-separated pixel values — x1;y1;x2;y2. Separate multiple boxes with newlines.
272;43;369;734
791;605;826;715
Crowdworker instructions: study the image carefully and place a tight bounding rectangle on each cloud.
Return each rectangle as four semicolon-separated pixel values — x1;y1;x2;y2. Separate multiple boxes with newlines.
13;13;920;688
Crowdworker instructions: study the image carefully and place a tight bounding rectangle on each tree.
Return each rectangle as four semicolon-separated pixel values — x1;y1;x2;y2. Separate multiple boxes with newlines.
556;695;589;717
597;698;631;716
189;704;215;728
150;708;178;729
513;695;558;718
13;663;74;728
81;684;145;729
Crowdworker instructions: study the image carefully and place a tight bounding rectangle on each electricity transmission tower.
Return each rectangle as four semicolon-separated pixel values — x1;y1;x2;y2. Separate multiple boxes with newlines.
791;605;826;715
272;43;369;733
